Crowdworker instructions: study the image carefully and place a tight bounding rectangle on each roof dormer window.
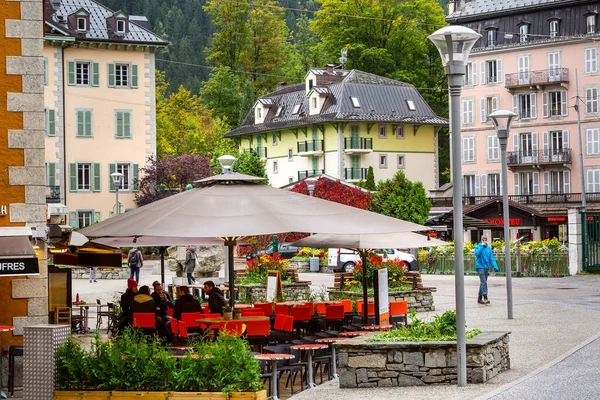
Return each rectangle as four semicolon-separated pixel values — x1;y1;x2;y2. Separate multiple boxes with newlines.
350;97;361;108
256;107;262;119
549;19;559;38
275;106;283;117
77;17;87;31
116;19;126;33
406;100;416;111
292;104;301;115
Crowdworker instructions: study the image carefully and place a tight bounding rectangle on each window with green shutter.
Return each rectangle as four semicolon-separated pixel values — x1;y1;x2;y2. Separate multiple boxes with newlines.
44;58;48;85
67;61;75;85
93;163;101;192
133;163;139;191
69;163;77;192
108;63;115;87
115;110;132;138
109;163;116;192
131;64;138;88
76;109;92;137
92;62;100;86
47;162;56;186
46;109;56;136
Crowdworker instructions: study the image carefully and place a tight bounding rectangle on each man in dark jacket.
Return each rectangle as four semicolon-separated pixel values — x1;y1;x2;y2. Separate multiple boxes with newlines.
151;281;174;320
118;278;138;331
173;285;202;320
204;281;227;314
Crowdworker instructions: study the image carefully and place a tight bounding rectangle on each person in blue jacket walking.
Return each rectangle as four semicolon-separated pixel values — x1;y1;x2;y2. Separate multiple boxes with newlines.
474;236;499;304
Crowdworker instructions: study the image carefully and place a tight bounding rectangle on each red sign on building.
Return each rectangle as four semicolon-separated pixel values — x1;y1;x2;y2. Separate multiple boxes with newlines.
482;218;522;226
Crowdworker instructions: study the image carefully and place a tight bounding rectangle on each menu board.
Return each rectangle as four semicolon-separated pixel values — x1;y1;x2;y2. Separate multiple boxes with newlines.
266;270;281;302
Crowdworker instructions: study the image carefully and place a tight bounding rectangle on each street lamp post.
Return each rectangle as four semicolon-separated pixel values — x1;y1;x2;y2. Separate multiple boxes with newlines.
110;172;124;216
429;25;481;387
305;177;318;198
217;155;238;290
489;110;517;320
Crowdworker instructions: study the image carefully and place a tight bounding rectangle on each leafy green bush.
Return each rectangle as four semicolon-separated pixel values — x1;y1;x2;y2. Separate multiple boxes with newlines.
369;310;481;342
55;329;262;393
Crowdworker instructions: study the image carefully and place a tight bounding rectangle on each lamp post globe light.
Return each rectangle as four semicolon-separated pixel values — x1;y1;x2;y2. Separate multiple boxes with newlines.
489;110;517;321
428;25;481;388
305;176;318;197
110;172;124;216
218;155;237;174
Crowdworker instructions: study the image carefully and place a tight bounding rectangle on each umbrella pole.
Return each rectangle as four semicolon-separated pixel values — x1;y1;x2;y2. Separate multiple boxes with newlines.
160;247;166;286
360;249;369;326
224;237;237;308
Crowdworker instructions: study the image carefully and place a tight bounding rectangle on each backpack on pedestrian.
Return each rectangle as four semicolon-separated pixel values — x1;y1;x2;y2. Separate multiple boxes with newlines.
129;250;139;268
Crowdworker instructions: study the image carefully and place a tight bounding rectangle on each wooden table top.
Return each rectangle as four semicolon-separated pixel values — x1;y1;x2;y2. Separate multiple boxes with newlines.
194;316;269;324
290;343;328;351
315;337;349;343
361;324;393;331
339;331;371;337
254;353;295;361
0;326;14;333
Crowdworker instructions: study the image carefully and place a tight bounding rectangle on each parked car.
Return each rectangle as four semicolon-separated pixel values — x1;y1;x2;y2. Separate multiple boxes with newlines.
245;243;300;261
327;248;418;272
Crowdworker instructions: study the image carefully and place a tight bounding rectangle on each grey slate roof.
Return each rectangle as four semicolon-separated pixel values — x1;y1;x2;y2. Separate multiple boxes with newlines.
448;0;575;20
226;69;447;138
45;0;168;45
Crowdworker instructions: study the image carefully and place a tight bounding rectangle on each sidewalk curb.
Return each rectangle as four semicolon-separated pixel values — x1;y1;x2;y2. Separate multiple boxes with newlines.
474;330;600;400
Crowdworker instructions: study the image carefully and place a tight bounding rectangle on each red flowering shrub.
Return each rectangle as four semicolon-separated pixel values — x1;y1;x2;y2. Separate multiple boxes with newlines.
353;254;408;289
290;178;373;209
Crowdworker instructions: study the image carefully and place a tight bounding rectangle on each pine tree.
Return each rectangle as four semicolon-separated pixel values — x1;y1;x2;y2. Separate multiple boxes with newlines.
365;166;376;191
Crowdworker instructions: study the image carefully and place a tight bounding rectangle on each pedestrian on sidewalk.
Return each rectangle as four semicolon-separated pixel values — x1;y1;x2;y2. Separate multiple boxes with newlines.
474;236;499;304
184;246;197;285
89;267;97;283
127;247;143;283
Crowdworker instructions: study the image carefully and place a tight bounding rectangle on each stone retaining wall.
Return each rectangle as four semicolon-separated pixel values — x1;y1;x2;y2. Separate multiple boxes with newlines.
72;267;129;280
329;289;436;312
337;332;510;388
238;283;311;302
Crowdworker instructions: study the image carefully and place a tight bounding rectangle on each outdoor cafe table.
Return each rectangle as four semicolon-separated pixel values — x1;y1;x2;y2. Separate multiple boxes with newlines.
0;326;14;399
361;324;392;331
194;315;270;325
315;337;348;378
234;303;253;309
254;353;294;400
290;343;328;388
339;331;370;337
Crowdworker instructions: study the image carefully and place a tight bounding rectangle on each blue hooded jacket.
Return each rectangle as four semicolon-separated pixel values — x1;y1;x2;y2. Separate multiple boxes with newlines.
474;242;499;271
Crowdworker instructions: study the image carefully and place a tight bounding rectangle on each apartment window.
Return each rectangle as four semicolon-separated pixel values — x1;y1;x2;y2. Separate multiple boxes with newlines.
45;109;56;136
488;174;501;196
587;169;600;192
549;171;567;194
548;91;565;117
587;15;596;34
77;17;87;31
549;20;559;38
487;29;497;46
115;64;129;87
77;163;91;190
378;125;387;139
273;160;278;174
308;79;314;90
465;62;476;85
76;62;90;85
395;126;405;139
275;107;283;117
272;133;278;146
486;60;499;83
406;100;416;111
76;109;92;137
350;97;361;108
397;155;405;169
586;128;600;155
515;93;536;119
463;175;476;196
116;163;130;190
116;19;126;33
115;110;132;138
481;96;498;122
288;148;293;161
256;108;262;119
586;87;599;114
487;135;500;161
518;172;538;195
312;97;317;109
585;48;598;73
461;99;474;124
379;154;388;169
78;211;94;228
462;137;475;162
291;104;300;114
519;25;529;43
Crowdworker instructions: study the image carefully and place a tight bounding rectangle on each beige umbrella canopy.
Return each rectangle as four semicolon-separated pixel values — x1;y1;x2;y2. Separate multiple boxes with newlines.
79;170;428;307
292;232;445;249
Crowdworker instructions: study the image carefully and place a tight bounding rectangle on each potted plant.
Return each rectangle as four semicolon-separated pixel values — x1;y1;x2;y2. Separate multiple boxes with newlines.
222;305;233;320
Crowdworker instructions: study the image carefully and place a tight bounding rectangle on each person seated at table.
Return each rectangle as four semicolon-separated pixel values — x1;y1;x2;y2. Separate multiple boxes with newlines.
152;281;174;339
131;285;156;314
118;278;138;331
173;285;202;320
204;281;226;314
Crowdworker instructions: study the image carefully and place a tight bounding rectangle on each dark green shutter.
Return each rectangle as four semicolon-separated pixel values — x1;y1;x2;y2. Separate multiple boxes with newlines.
85;111;92;136
108;63;115;87
124;112;131;137
109;163;116;192
47;109;56;136
92;62;100;86
93;163;100;192
132;164;139;191
47;163;56;186
69;163;77;192
131;64;138;88
67;61;75;85
70;212;79;229
116;112;123;138
76;111;84;136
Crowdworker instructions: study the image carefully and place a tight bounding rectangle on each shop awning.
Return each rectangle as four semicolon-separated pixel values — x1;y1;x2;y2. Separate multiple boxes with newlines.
51;241;123;269
0;235;40;277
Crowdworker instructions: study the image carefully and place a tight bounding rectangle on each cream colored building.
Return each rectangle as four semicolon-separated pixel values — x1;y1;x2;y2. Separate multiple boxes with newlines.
43;0;167;228
226;67;448;190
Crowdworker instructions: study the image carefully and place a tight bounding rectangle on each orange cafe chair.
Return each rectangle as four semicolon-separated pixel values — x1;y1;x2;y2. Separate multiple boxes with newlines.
132;312;155;329
253;302;273;317
390;301;409;327
241;309;264;317
219;320;243;336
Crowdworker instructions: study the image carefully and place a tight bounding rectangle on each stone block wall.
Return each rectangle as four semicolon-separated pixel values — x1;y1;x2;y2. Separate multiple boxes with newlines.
337;332;510;388
329;289;436;312
238;283;311;302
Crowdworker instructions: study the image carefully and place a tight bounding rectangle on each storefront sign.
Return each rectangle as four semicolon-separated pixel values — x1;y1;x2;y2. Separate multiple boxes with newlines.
482;218;522;226
0;257;39;277
547;216;566;223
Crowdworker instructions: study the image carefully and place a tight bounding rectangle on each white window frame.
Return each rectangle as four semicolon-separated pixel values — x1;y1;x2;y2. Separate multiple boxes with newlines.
549;20;559;38
115;163;131;190
587;15;596;34
585;47;598;74
312;97;317;109
488;173;501;196
77;163;91;191
487;29;497;46
486;60;498;83
378;125;387;139
465;62;475;86
77;210;94;228
397;154;405;169
549;91;564;117
75;61;90;86
116;19;126;33
288;148;293;161
291;104;300;114
406;100;416;111
256;107;261;119
487;135;500;161
520;25;529;43
77;17;87;31
115;63;130;87
587;169;600;192
586;87;599;115
395;126;405;139
586;128;600;155
463;136;475;162
461;98;474;125
350;97;360;108
379;154;388;169
273;160;278;174
463;175;476;196
272;133;278;146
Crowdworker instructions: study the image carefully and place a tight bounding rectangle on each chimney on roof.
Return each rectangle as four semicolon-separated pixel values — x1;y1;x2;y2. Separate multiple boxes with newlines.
448;0;455;14
51;0;62;10
326;64;335;73
276;82;287;91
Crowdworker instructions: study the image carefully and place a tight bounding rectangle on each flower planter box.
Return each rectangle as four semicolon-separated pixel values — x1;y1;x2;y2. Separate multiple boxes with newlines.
336;331;510;388
109;392;168;399
229;391;267;400
168;393;228;399
54;391;267;400
329;289;436;312
238;283;310;302
290;259;310;272
54;392;111;400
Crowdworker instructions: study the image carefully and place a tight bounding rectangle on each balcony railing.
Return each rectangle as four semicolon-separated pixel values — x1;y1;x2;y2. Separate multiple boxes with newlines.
429;192;600;208
245;146;267;158
505;68;569;88
46;185;60;203
344;137;373;151
298;169;324;181
507;149;571;166
344;167;368;180
297;140;323;153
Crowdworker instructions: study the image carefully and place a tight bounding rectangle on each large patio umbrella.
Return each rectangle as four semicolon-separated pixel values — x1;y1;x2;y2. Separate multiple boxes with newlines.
79;160;427;307
292;232;445;323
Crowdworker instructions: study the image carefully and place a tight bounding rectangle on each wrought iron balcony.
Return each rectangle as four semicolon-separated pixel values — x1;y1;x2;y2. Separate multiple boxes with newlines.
297;140;323;155
46;185;60;203
344;167;368;181
244;146;267;158
344;137;373;153
429;192;600;208
505;68;569;89
507;149;571;168
298;169;324;181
